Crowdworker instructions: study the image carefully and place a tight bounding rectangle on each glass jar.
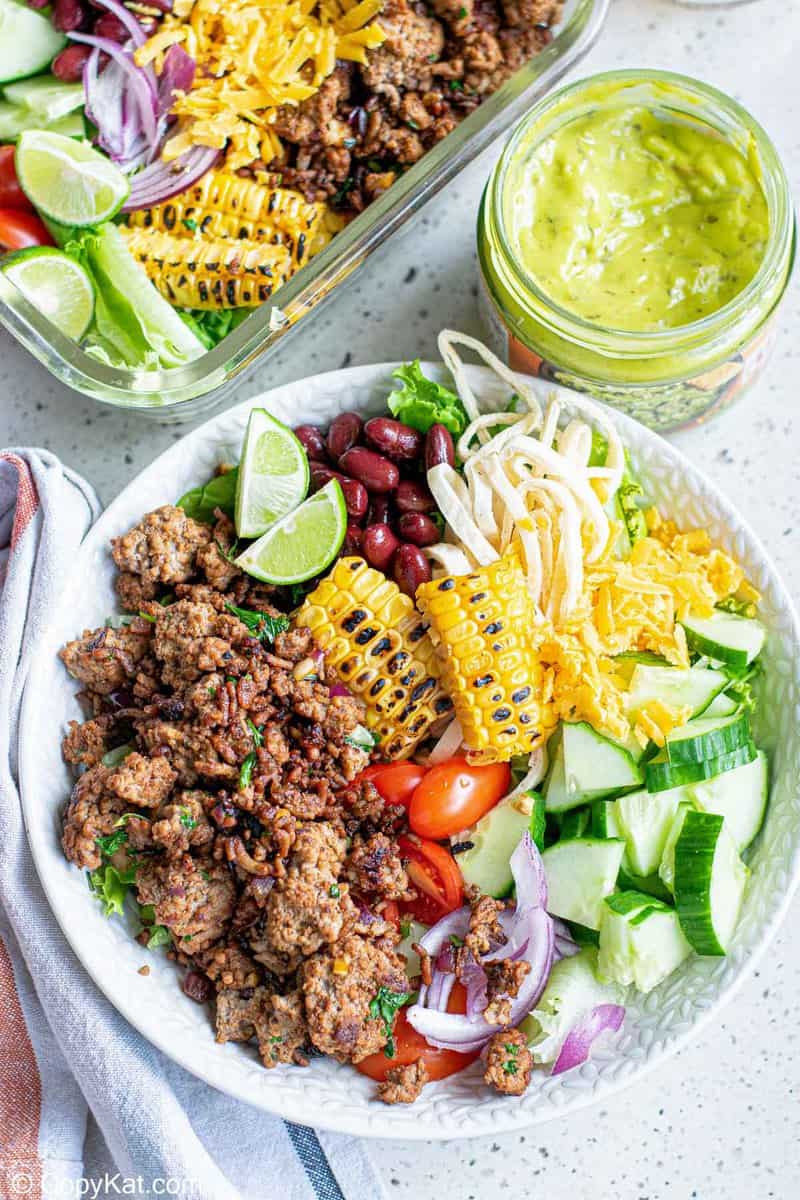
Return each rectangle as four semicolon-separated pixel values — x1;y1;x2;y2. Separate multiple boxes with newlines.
477;70;795;432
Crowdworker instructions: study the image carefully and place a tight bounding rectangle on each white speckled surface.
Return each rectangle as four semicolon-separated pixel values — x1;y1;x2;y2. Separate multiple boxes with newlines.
3;0;799;1195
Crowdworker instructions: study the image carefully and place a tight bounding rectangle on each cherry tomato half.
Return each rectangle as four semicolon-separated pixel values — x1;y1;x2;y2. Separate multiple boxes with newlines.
398;834;463;924
408;756;511;840
0;147;32;211
359;762;426;809
356;982;479;1083
0;208;53;251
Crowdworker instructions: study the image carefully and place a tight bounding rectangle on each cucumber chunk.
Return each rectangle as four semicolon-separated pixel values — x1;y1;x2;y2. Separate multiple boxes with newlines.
557;806;591;841
664;711;751;764
614;785;688;877
673;810;749;955
591;799;623;840
396;919;428;981
625;664;727;720
703;691;739;718
680;611;766;671
544;722;643;813
0;0;66;83
645;741;756;793
453;794;532;899
688;750;768;853
0;102;83;142
598;891;692;993
520;947;624;1065
4;77;84;120
616;867;672;903
658;801;694;893
542;838;625;930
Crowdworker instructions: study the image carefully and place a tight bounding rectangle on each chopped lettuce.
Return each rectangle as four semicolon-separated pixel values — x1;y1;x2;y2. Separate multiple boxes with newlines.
178;467;239;524
520;948;624;1064
617;478;648;546
87;863;136;917
388;360;467;435
179;307;251;350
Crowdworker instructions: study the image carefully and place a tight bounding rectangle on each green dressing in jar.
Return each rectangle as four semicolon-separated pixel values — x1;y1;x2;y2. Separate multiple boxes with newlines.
511;105;769;332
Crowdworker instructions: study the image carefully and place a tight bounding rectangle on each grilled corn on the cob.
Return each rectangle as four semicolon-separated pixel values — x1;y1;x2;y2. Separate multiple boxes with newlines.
126;172;342;265
122;229;293;308
296;557;454;759
416;553;544;764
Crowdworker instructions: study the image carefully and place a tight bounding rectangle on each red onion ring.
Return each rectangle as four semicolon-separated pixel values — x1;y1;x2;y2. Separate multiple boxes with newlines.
551;1004;625;1075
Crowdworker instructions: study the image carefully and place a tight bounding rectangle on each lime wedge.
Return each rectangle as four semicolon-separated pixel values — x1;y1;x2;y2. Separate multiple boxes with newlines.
2;247;94;339
15;130;129;227
235;407;310;539
235;480;346;585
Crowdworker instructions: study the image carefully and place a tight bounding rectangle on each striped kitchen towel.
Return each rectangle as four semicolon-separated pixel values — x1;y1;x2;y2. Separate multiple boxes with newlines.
0;449;386;1200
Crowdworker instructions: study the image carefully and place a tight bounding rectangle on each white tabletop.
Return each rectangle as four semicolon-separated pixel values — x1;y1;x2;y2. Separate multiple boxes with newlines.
4;0;799;1195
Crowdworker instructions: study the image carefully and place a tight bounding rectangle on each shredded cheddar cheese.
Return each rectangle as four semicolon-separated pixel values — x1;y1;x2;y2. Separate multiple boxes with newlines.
135;0;386;170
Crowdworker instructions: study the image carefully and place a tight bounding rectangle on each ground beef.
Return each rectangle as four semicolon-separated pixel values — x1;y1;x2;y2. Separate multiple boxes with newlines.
378;1059;429;1104
483;1027;532;1096
135;856;236;952
61;715;118;768
135;717;237;787
152;599;253;689
59;624;151;696
194;937;262;990
106;751;176;809
483;959;530;1026
196;511;242;593
264;822;349;965
258;989;309;1069
345;833;408;900
300;932;408;1062
463;889;507;961
111;505;211;591
151;790;215;855
215;985;269;1044
61;765;124;870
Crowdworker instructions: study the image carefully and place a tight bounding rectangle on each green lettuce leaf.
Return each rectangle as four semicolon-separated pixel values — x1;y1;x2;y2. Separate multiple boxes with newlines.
387;360;467;434
178;468;239;524
179;307;251;350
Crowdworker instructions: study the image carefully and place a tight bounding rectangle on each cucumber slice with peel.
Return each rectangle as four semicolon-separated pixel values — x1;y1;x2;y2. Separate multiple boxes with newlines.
614;785;688;877
688;750;768;853
591;799;623;840
598;890;692;993
645;741;756;793
544;722;643;813
625;664;728;720
658;801;693;893
703;691;739;718
680;611;765;671
0;102;84;141
673;810;749;955
0;0;66;83
664;711;751;764
4;77;84;120
453;793;532;899
542;837;625;930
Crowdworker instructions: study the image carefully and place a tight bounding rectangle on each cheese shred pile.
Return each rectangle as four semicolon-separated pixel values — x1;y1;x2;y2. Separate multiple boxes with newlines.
425;331;757;752
135;0;386;170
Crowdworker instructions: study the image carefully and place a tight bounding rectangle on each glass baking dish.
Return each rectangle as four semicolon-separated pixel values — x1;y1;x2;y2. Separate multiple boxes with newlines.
0;0;608;420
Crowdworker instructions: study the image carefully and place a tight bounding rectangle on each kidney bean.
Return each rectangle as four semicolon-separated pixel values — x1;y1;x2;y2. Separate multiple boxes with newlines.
309;464;368;520
364;416;423;462
425;423;456;470
394;543;432;597
339;446;399;494
53;0;88;31
362;523;400;572
294;424;329;463
92;11;129;38
51;43;92;80
343;523;363;556
182;970;211;1004
326;412;363;462
397;512;440;548
367;495;391;526
395;478;436;514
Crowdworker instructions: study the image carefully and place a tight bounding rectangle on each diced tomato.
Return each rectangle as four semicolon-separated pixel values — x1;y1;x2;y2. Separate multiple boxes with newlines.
0;208;53;251
0;147;32;211
355;982;478;1083
359;762;426;809
408;756;511;840
381;900;401;931
398;833;463;924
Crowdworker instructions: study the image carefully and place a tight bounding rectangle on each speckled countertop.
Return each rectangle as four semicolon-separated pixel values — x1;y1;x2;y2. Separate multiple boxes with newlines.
3;0;799;1196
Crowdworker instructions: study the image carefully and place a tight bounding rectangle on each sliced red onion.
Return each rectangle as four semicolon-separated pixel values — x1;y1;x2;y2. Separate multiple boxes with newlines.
71;32;159;152
329;682;351;698
553;918;580;960
121;144;220;210
157;44;195;114
509;830;548;911
551;1004;625;1075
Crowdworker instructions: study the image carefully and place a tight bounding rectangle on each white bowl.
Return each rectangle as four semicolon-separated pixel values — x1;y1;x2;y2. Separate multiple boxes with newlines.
19;363;800;1139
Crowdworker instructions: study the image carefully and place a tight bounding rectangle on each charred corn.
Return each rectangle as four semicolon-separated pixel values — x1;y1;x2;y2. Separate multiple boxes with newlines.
415;553;544;764
126;172;342;266
296;557;454;759
121;229;293;308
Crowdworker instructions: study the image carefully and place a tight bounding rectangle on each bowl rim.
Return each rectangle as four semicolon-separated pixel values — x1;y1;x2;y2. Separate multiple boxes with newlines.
18;361;800;1138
